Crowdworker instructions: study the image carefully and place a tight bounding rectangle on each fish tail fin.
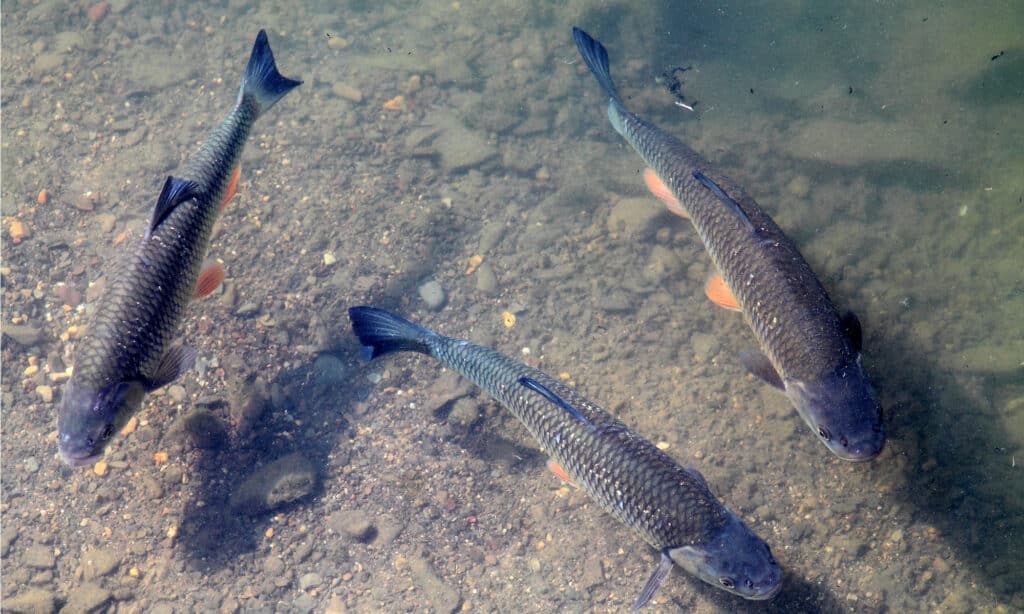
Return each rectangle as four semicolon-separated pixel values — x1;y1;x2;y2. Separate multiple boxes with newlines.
238;30;302;117
573;27;620;102
349;306;437;360
573;27;630;135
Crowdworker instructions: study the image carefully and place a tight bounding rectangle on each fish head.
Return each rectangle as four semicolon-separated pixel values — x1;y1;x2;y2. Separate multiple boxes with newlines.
786;356;885;461
57;378;146;467
669;512;782;600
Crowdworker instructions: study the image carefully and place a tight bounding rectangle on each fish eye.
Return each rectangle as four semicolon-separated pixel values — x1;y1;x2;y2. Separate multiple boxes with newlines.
719;577;735;589
817;427;832;441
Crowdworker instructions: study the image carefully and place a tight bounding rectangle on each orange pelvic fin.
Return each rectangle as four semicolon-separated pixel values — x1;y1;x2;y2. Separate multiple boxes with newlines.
193;262;226;299
220;165;241;212
547;458;576;487
705;273;741;312
644;168;688;219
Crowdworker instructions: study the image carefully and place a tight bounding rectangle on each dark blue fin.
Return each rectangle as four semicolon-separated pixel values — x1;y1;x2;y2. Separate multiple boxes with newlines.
573;27;621;103
348;306;435;360
147;176;199;238
518;376;590;425
145;345;197;391
632;551;675;611
740;350;784;390
693;171;756;232
240;30;303;116
840;310;863;353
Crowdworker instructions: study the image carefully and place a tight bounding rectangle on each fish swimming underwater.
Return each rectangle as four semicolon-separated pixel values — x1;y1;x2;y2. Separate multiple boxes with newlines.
572;27;884;461
349;306;782;609
57;31;301;466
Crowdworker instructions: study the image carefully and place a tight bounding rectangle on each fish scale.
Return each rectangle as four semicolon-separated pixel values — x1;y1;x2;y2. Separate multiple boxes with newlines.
348;306;781;607
58;30;301;467
573;27;884;461
430;338;729;548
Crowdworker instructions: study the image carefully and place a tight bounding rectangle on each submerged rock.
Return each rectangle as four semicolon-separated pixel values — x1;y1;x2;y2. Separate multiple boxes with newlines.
229;453;317;515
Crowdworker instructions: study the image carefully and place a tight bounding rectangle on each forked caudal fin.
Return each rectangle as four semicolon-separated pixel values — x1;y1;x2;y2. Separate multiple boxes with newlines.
348;306;436;360
572;27;620;103
240;30;303;117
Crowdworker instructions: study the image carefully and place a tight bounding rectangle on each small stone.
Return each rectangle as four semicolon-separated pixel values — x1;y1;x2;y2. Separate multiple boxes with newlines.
167;385;186;402
35;384;53;403
474;262;498;295
313;354;347;386
80;547;120;580
236;302;260;318
787;175;810;198
263;556;284;575
87;2;110;24
93;461;108;476
322;251;337;265
23;457;40;473
8;220;30;243
447;397;479;426
166;408;228;450
327;509;374;540
23;545;55;569
229;453;317;514
95;213;117;233
3;324;44;347
331;82;362;102
3;588;56;614
62;582;110;614
1;525;19;557
408;551;461;614
418;280;446;311
298;572;322;590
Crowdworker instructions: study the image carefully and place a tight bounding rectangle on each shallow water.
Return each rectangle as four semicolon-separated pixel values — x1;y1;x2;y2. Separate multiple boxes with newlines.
2;1;1022;612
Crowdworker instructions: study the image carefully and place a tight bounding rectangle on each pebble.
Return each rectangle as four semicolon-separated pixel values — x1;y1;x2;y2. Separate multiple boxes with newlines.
474;262;498;295
1;525;18;557
80;547;120;580
236;302;260;318
418;280;446;311
23;545;55;569
3;588;56;614
298;572;322;590
166;408;227;450
23;457;40;473
313;354;348;386
86;2;109;24
35;385;54;403
408;551;461;614
607;197;661;237
263;556;285;575
62;582;110;614
327;509;374;540
229;453;317;514
95;213;117;233
331;82;363;103
167;385;186;403
428;111;497;173
8;219;30;243
3;324;44;347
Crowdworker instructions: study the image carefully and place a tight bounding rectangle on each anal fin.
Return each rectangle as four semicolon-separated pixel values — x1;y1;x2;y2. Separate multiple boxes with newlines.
643;168;688;219
705;273;741;311
221;165;241;212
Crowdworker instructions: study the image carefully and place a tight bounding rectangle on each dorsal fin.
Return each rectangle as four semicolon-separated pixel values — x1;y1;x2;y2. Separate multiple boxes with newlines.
693;171;756;232
147;176;199;238
518;376;589;425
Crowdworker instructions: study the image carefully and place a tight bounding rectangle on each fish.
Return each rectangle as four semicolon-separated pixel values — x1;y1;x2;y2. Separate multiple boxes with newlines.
572;27;885;461
348;306;782;608
57;30;302;467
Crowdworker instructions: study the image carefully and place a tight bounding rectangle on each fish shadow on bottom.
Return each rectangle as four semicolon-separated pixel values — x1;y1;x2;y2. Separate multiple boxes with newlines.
172;355;363;568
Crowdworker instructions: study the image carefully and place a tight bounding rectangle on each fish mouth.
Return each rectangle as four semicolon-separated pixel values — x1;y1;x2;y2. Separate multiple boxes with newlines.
58;446;103;468
748;577;784;600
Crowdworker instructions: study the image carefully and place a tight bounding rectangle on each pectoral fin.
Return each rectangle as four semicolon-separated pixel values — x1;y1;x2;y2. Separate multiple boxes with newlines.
144;345;197;392
740;350;784;390
632;551;675;611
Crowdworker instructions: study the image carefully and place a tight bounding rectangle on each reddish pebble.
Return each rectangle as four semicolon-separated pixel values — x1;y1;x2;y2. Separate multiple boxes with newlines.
87;2;109;24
